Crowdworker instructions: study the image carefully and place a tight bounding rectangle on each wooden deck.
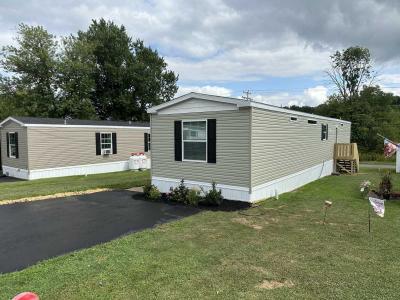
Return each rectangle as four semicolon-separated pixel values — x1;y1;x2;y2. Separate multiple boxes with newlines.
334;143;359;174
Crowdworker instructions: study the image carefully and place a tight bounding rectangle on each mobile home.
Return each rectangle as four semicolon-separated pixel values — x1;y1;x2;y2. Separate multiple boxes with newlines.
148;92;351;202
0;117;150;180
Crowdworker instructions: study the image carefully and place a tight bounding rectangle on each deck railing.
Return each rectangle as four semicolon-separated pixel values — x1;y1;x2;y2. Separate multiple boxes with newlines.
334;143;359;160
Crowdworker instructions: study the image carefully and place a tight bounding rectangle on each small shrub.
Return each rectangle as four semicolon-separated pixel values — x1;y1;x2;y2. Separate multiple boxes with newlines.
143;183;153;198
202;182;224;206
143;183;161;201
379;171;392;199
148;186;161;201
187;188;201;206
169;179;189;203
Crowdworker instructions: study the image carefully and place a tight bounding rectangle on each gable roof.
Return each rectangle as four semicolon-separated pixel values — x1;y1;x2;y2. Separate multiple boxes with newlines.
148;92;351;124
0;116;149;128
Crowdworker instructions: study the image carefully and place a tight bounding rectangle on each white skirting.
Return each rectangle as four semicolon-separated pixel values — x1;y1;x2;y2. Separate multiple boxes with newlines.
152;160;333;203
249;159;333;202
2;160;136;180
1;166;30;180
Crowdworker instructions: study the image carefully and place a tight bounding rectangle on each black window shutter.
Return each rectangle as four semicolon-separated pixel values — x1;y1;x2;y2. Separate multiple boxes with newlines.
326;124;328;140
95;132;101;155
6;132;10;158
174;121;182;161
144;133;149;152
321;124;324;140
15;132;19;159
207;119;216;163
112;133;117;154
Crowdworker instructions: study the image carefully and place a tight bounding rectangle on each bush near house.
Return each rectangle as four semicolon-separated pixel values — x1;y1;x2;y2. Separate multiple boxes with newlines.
143;183;161;201
167;179;224;206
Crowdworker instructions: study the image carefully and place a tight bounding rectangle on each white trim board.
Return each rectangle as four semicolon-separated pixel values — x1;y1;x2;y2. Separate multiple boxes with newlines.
23;124;149;129
148;92;351;125
152;160;333;203
2;159;151;180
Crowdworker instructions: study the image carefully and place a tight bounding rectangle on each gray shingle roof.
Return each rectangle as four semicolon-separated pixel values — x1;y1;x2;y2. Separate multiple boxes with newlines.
8;116;149;127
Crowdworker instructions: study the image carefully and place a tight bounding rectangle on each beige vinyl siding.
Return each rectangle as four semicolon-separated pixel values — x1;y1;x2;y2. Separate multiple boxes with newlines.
151;109;251;188
251;107;351;188
0;120;29;169
27;126;149;170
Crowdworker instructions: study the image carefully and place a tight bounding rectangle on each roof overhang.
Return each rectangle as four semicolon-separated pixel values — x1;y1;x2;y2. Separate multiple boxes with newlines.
0;116;150;129
147;92;249;114
148;92;351;124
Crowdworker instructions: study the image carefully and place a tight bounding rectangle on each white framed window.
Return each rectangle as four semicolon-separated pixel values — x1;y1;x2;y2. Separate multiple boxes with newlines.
100;132;112;154
182;120;207;162
8;132;17;158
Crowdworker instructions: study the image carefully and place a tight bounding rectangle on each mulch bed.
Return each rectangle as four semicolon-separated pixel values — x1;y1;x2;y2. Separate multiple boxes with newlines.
132;191;251;211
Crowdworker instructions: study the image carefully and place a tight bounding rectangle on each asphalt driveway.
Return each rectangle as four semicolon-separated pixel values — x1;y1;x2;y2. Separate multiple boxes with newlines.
0;190;200;273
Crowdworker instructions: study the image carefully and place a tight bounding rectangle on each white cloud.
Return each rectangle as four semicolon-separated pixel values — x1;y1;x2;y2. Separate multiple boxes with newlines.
377;73;400;95
167;38;331;81
252;85;328;107
1;0;400;84
303;86;329;106
177;85;233;97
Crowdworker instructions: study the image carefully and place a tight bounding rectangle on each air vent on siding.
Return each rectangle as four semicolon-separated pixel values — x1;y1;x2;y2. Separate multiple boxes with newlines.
290;116;297;121
308;120;317;124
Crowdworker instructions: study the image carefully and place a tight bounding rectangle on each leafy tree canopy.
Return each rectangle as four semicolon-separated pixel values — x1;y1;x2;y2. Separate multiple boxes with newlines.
327;46;374;101
0;19;178;121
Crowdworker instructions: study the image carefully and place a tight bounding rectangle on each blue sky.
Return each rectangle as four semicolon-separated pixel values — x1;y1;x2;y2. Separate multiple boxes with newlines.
1;0;400;106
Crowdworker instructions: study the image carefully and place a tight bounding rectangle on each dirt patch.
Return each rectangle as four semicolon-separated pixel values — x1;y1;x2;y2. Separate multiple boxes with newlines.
0;188;111;206
257;279;294;290
231;217;263;230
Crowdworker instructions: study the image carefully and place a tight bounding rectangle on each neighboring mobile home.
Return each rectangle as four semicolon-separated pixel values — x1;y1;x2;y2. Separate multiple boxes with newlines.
148;92;351;202
0;117;150;180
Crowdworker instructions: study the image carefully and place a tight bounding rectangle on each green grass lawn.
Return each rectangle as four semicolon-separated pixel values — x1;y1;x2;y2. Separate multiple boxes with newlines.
1;168;400;299
0;170;150;202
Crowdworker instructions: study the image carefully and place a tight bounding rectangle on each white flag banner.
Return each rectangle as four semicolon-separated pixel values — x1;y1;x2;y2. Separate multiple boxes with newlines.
369;197;385;217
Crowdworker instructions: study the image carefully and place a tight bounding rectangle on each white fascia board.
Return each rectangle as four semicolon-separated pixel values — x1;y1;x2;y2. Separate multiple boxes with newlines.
24;124;149;129
0;117;25;127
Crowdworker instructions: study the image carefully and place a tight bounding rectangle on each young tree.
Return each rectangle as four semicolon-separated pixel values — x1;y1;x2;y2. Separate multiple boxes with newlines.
0;24;59;117
327;46;374;101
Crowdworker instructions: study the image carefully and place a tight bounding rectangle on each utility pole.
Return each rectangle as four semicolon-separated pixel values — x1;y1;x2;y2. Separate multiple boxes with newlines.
242;90;252;101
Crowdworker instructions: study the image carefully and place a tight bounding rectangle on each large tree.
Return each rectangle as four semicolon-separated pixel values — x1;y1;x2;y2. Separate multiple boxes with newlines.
0;24;59;117
72;19;178;121
0;20;178;121
127;40;178;121
57;35;97;119
327;46;374;101
75;19;134;119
